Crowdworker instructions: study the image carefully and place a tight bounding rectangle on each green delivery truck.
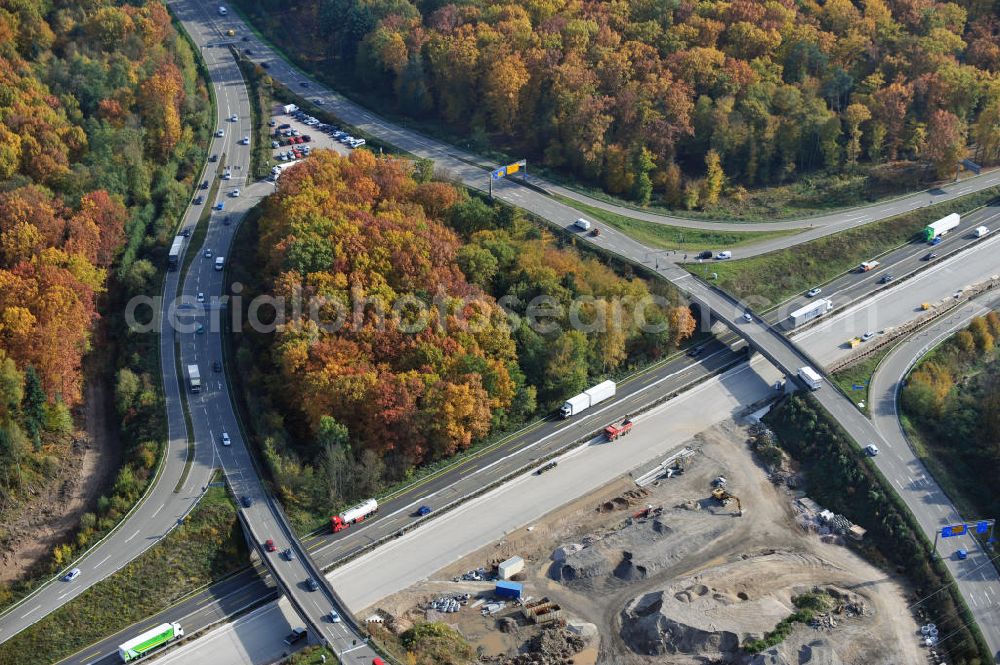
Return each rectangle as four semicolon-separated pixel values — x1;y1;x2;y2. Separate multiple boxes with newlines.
118;622;184;662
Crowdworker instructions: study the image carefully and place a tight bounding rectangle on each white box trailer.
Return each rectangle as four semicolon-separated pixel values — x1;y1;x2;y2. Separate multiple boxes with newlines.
798;366;823;390
788;298;832;328
559;380;616;418
282;103;299;114
187;364;201;393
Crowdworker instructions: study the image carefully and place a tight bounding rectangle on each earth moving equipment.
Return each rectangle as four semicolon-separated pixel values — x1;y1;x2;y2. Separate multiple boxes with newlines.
712;488;744;516
604;418;633;441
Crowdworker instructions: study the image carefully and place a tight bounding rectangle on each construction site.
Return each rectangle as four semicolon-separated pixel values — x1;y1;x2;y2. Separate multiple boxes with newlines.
366;419;925;664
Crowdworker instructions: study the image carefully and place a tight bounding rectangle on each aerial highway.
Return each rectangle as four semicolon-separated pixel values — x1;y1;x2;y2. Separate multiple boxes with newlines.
41;3;1000;662
4;0;998;661
0;9;242;646
58;206;1000;664
869;292;1000;621
150;239;1000;664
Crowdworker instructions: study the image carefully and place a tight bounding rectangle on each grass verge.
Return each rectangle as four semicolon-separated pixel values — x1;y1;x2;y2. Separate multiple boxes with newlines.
685;185;1000;305
0;482;246;665
284;645;341;664
829;346;893;416
553;195;804;251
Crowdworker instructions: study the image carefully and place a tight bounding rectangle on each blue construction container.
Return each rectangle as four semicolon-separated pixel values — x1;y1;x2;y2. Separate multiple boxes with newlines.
495;580;523;599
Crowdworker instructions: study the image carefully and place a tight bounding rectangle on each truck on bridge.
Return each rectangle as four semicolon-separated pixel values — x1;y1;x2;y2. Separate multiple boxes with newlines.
118;622;184;662
798;366;823;391
560;380;616;418
922;213;960;243
332;498;378;532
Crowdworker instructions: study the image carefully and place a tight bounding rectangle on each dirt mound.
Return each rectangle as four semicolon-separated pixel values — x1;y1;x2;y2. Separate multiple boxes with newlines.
749;638;843;665
550;510;724;589
479;625;586;664
621;590;740;656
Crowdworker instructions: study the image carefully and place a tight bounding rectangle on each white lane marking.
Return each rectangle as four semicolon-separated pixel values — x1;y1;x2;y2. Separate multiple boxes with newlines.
151;503;165;518
94;554;112;568
20;605;40;619
125;529;141;543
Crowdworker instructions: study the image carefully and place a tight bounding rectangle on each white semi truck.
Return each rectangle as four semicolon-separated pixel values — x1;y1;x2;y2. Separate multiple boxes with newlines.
187;364;201;393
788;298;833;328
559;380;616;418
118;622;183;662
798;366;823;391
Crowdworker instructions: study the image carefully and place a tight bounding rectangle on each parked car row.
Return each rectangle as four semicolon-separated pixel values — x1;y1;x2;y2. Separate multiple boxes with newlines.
285;110;368;149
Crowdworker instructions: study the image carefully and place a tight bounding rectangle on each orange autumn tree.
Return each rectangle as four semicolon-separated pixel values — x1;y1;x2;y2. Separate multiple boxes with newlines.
258;151;517;464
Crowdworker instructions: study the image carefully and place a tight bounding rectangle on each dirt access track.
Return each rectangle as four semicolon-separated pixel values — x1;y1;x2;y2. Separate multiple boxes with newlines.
371;420;923;665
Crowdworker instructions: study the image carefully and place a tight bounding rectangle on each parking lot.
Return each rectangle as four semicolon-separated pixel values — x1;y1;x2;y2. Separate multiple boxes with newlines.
267;104;359;170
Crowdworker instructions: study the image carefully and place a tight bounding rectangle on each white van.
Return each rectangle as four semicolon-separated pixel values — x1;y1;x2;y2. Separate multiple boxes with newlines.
214;256;224;271
975;226;990;238
218;6;227;15
716;251;732;260
574;218;591;231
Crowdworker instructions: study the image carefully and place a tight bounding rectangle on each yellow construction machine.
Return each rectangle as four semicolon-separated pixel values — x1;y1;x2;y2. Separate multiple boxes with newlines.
711;487;744;516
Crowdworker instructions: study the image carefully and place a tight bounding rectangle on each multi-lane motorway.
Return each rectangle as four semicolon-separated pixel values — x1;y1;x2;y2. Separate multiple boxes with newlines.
1;0;998;662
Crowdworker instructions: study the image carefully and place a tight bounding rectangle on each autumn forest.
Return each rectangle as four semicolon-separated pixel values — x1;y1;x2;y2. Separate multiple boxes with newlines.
239;0;1000;207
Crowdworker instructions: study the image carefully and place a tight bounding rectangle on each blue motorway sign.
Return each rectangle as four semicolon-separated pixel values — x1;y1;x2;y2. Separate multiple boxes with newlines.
941;523;967;538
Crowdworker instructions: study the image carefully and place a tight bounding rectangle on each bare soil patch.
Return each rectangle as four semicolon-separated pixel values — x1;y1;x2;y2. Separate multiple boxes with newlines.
368;420;923;665
0;338;121;584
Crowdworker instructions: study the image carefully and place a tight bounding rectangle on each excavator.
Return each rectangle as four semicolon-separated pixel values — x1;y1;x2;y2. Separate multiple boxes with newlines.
711;487;744;516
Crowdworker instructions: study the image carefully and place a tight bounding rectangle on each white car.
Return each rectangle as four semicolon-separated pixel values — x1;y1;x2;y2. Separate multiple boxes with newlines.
240;136;250;145
865;444;879;456
231;188;240;197
63;568;81;582
230;114;237;122
197;292;205;303
806;288;822;297
223;170;232;180
329;610;340;623
742;311;753;323
716;251;733;260
215;129;224;137
352;138;366;147
861;331;875;342
221;432;231;447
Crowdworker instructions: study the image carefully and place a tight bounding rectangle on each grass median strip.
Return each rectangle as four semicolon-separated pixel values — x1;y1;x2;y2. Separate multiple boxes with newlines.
554;195;802;251
0;483;246;665
689;185;1000;304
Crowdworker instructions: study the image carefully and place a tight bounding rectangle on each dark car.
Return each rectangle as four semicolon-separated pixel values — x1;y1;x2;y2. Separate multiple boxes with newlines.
879;274;894;284
213;361;222;372
241;496;252;508
535;461;557;475
923;252;938;261
283;627;307;646
687;346;704;358
305;578;319;591
200;180;209;189
283;547;295;560
417;505;432;516
209;154;218;162
244;49;253;56
300;81;309;87
697;250;713;260
242;36;250;42
182;228;192;237
260;61;269;69
278;123;290;130
194;196;204;205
